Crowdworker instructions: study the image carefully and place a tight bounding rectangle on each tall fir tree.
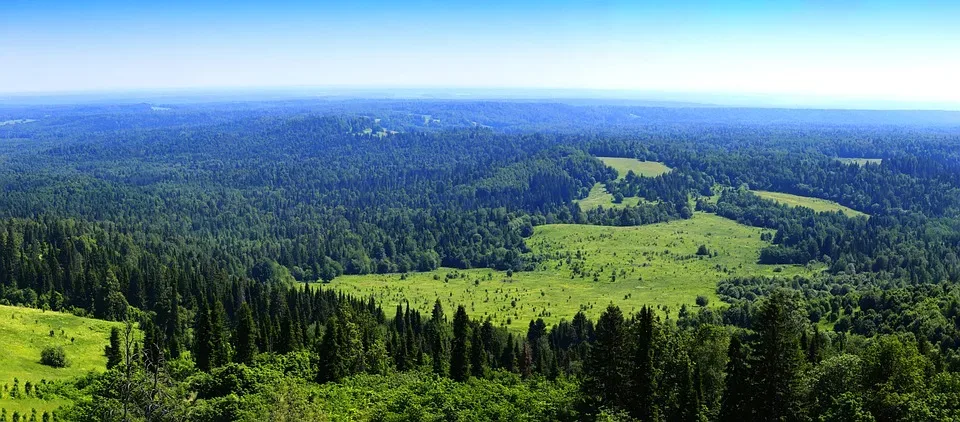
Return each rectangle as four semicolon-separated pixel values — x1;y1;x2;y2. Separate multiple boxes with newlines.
428;299;449;376
105;327;122;369
317;318;343;382
470;323;487;379
751;290;806;421
584;304;629;408
501;333;517;372
234;302;258;365
450;305;470;382
209;299;232;368
141;318;164;370
631;306;660;420
193;302;213;372
719;334;753;422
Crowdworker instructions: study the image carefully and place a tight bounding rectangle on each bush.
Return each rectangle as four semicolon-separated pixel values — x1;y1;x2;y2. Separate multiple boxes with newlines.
695;295;709;307
40;346;70;368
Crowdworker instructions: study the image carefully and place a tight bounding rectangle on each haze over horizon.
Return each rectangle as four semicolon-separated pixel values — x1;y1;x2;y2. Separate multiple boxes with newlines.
3;0;960;110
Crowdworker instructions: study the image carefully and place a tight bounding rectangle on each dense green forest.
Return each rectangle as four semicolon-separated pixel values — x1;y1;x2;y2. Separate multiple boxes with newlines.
2;100;960;420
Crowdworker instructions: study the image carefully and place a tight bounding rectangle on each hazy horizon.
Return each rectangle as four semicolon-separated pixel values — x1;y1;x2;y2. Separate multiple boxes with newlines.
4;0;960;110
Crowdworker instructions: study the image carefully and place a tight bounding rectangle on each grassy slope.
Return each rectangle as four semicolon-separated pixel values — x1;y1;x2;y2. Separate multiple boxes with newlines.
0;305;122;415
322;212;816;329
753;190;868;217
578;158;671;211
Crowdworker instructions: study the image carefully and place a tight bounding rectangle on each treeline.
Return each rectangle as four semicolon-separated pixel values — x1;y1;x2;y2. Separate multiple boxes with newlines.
59;289;960;421
708;188;960;285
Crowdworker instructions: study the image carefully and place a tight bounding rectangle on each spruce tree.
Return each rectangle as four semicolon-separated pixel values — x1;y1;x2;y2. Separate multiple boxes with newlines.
519;342;533;378
166;291;182;359
752;290;806;421
234;302;257;365
501;333;516;372
193;302;213;372
470;324;487;378
317;318;343;382
428;300;449;376
105;327;122;369
631;306;659;420
209;299;232;368
719;334;752;422
450;305;470;381
142;318;164;369
279;313;302;354
584;304;629;408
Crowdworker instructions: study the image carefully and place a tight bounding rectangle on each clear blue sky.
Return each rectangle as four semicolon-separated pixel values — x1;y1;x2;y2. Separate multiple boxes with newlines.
3;0;959;106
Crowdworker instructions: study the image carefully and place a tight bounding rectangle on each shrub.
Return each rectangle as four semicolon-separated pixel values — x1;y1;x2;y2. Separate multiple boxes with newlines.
696;245;710;256
40;346;70;368
695;295;709;307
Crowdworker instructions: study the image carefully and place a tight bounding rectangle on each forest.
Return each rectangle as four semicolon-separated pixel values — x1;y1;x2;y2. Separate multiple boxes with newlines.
2;100;960;420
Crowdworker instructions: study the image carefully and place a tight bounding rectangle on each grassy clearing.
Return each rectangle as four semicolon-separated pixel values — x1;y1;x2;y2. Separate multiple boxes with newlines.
577;183;645;211
577;158;672;210
0;305;123;415
321;213;817;329
597;157;672;179
753;190;868;218
837;157;882;166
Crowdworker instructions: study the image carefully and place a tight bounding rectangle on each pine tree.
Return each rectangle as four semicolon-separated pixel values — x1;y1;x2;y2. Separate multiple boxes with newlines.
450;305;470;381
105;327;122;369
234;302;257;365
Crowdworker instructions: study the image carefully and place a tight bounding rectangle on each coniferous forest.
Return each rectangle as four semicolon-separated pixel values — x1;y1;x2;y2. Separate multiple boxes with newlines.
3;100;960;420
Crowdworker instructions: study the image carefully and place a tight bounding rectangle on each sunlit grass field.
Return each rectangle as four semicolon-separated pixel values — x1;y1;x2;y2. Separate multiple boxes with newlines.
577;183;647;211
598;157;672;179
0;305;124;415
753;190;868;218
320;212;818;329
577;158;672;210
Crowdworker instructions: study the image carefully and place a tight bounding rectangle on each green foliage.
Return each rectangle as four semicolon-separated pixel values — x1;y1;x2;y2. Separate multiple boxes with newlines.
39;347;68;369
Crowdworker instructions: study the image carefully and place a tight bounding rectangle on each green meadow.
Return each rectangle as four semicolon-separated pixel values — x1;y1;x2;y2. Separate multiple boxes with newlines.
578;183;647;211
322;212;817;329
597;157;672;179
0;305;123;415
753;190;868;217
578;158;671;211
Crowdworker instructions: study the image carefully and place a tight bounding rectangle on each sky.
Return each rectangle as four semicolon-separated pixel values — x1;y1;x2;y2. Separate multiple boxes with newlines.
2;0;960;108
